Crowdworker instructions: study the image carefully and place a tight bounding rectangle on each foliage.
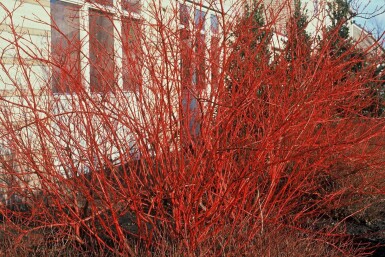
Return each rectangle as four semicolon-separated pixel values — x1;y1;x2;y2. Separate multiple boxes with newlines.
328;0;351;39
284;0;310;62
323;0;385;117
228;1;271;79
0;0;384;256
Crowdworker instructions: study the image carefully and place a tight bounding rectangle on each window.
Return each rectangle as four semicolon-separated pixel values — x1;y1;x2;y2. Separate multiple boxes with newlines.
314;0;319;14
89;9;115;92
51;1;81;93
180;4;200;141
194;9;206;31
194;9;206;91
123;0;141;13
210;14;219;34
51;0;141;94
122;18;141;91
210;14;220;88
180;4;192;88
180;4;221;141
180;3;190;28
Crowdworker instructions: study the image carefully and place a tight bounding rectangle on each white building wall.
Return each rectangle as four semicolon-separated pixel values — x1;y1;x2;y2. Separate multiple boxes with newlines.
3;0;375;182
0;0;236;180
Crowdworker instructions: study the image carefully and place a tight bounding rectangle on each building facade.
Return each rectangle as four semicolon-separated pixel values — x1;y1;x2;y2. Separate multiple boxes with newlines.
0;0;233;196
0;0;382;197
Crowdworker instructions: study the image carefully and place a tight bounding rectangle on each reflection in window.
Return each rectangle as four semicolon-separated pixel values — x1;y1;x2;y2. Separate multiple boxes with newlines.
195;9;206;91
210;15;220;88
51;1;81;93
194;9;205;31
122;18;141;91
180;3;190;27
180;4;192;88
89;9;115;93
314;0;318;14
180;5;206;143
122;0;141;13
210;14;219;33
195;32;206;90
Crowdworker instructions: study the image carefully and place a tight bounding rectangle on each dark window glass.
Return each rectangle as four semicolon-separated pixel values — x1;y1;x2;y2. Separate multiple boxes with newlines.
210;14;218;34
180;4;192;88
195;32;206;91
51;1;81;93
180;4;190;27
122;0;141;13
89;9;115;93
180;30;192;87
210;14;219;88
194;9;206;90
122;18;141;91
194;9;205;31
210;36;220;88
314;0;318;14
180;5;201;142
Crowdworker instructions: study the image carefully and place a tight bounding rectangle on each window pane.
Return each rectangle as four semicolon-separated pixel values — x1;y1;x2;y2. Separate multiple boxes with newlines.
195;33;206;90
122;0;141;13
181;91;201;141
51;1;81;94
210;14;218;34
89;9;115;93
180;4;192;88
122;18;141;91
210;36;220;88
180;4;190;27
194;9;205;31
180;28;192;88
314;0;319;14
